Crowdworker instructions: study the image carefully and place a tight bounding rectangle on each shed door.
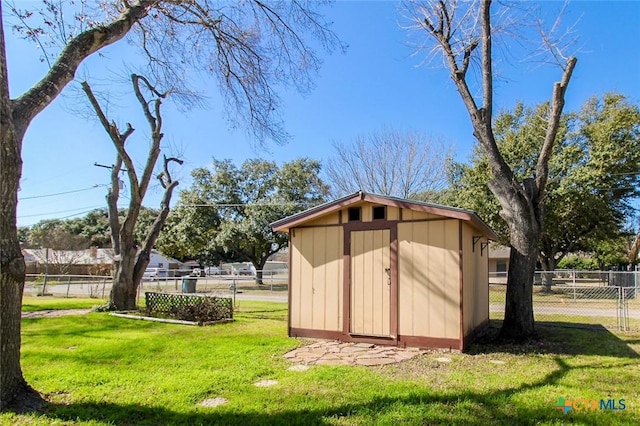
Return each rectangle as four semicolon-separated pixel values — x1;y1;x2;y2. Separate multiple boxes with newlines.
350;229;391;336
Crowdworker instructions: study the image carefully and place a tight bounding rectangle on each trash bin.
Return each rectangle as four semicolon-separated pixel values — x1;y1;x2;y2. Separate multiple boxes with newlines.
181;277;197;293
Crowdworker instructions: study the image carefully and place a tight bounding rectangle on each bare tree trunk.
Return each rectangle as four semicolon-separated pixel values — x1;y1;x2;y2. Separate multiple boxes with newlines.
0;13;44;410
503;244;537;338
253;259;268;285
500;209;540;335
82;77;181;311
110;245;140;310
540;254;557;292
0;90;44;412
409;0;576;340
0;127;43;410
250;252;278;285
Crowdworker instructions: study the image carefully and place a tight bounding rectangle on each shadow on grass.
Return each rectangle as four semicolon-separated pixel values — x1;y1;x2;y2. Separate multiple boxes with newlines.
20;321;639;424
41;362;615;426
237;309;287;319
234;307;288;321
467;320;639;358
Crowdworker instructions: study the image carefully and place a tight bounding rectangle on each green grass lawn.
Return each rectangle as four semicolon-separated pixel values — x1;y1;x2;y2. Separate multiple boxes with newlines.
4;297;640;425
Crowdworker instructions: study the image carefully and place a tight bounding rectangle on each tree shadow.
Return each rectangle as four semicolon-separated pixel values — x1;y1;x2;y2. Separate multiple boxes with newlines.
236;308;288;321
19;318;640;424
467;320;639;358
39;358;613;426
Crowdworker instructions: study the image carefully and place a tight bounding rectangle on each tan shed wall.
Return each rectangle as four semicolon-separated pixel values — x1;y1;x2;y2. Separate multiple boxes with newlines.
400;209;440;221
397;219;460;340
387;206;400;221
290;226;343;331
302;211;341;227
461;223;489;336
362;204;372;222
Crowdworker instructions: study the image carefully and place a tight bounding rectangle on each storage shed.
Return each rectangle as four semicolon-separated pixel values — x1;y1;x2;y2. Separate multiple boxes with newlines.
271;191;498;350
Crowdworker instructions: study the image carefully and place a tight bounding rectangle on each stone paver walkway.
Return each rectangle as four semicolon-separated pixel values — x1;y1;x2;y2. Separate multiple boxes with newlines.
284;340;425;366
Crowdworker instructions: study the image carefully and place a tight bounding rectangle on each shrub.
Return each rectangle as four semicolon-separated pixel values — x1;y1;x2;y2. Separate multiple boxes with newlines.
557;256;599;270
169;298;232;325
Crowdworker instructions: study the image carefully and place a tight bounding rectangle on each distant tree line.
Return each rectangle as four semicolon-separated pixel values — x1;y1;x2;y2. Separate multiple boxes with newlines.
19;207;159;250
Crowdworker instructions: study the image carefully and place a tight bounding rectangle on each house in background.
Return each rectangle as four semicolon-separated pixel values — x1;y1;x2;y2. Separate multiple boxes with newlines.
272;191;497;351
488;245;510;284
147;250;184;271
23;248;115;275
23;248;183;275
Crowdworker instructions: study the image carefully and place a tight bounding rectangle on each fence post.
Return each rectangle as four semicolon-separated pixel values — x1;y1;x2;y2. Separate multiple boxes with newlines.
40;273;48;296
66;275;72;298
101;277;106;299
625;289;630;331
617;286;623;331
233;278;237;308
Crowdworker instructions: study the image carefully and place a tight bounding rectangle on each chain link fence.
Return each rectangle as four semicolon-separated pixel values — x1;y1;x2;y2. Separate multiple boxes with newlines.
137;270;288;301
24;270;289;303
26;270;639;331
490;271;639;331
25;274;112;298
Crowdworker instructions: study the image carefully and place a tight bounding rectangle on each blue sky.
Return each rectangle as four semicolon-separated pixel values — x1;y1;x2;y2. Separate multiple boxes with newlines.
6;1;640;227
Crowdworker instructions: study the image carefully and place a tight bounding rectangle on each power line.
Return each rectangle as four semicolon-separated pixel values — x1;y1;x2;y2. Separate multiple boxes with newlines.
18;186;101;200
56;209;107;220
18;205;106;219
20;165;95;187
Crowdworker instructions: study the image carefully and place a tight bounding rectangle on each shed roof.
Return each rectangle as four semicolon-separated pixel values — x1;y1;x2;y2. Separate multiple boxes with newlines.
271;191;498;240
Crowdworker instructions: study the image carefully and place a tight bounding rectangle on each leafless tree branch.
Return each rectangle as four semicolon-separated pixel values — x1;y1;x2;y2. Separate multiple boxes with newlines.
326;127;452;200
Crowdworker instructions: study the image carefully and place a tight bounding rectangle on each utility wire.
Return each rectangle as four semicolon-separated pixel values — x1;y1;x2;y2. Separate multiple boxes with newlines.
18;205;107;219
18;185;101;200
56;209;108;220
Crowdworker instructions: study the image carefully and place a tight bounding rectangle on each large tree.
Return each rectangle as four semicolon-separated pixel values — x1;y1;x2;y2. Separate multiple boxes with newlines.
177;158;329;284
82;75;183;310
1;0;339;411
325;126;452;200
155;195;222;266
446;94;640;286
407;0;577;339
